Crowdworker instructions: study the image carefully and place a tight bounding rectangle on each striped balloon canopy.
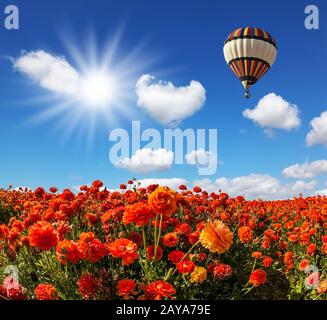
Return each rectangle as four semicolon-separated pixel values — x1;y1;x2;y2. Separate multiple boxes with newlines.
223;27;277;98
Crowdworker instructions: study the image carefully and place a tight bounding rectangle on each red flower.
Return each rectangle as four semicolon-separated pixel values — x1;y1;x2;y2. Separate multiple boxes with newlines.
123;203;153;227
0;224;9;241
56;239;81;264
108;238;138;265
263;256;273;268
92;180;103;188
188;231;200;245
299;259;310;271
49;187;58;193
238;226;253;244
168;250;185;264
34;284;60;300
163;232;178;247
213;264;233;279
193;187;202;193
249;270;267;286
145;281;176;300
28;221;58;250
176;260;195;274
120;184;127;190
179;185;187;190
146;245;163;261
306;243;316;255
77;273;100;300
78;232;107;263
284;251;294;270
174;223;192;235
117;279;136;300
148;186;178;217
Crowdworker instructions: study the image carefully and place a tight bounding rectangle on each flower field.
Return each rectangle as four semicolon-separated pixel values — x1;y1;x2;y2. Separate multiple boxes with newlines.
0;180;326;300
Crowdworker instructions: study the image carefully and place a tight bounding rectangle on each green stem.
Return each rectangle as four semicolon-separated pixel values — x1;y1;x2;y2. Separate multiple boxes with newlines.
153;214;163;261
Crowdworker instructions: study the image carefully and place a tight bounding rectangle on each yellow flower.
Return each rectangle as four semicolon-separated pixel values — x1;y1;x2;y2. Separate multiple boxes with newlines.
317;279;327;294
190;266;207;284
199;220;233;254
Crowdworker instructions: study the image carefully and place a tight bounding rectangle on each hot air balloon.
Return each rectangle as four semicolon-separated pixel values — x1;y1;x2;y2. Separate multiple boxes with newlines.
223;27;277;98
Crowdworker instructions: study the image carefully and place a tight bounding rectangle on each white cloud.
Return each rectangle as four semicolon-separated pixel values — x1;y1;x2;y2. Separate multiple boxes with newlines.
115;148;174;173
13;50;79;96
135;74;206;126
282;160;327;179
306;111;327;147
243;93;301;134
194;174;316;200
315;189;327;196
185;149;214;167
138;178;188;190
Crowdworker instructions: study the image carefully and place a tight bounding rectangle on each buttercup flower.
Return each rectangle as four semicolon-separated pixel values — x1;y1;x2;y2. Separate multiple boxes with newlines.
238;226;253;244
108;238;138;265
213;264;233;280
77;273;100;300
34;284;60;300
28;221;58;251
123;202;153;227
190;266;207;284
117;279;136;300
249;270;267;286
146;245;163;261
78;232;107;263
56;239;81;264
145;281;176;300
163;232;178;247
148;186;178;217
316;279;327;294
168;250;185;264
200;220;233;253
176;260;195;274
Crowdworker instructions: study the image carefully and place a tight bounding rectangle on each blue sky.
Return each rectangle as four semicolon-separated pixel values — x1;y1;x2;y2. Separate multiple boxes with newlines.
1;0;327;199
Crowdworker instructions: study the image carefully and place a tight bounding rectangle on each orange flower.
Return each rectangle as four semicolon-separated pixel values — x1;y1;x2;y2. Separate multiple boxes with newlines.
176;260;195;274
199;220;233;253
108;238;138;265
78;233;107;263
148;186;178;217
117;279;136;300
238;226;253;244
249;269;267;286
28;221;58;251
263;256;273;268
0;224;9;240
122;202;153;226
317;279;327;294
306;243;316;255
163;232;178;247
299;259;310;271
145;280;176;300
251;251;263;259
34;284;60;300
56;239;81;265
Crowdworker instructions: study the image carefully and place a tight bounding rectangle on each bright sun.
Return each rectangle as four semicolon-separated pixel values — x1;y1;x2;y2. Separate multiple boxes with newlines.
22;28;154;145
79;71;116;109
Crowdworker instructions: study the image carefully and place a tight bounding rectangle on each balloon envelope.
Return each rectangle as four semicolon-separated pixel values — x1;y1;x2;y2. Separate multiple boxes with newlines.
223;27;277;97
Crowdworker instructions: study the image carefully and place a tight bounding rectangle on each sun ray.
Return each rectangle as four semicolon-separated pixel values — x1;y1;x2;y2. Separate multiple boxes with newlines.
15;26;159;146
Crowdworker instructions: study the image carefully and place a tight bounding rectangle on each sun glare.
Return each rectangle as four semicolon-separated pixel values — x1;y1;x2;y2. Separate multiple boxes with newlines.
79;71;116;109
21;27;155;145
